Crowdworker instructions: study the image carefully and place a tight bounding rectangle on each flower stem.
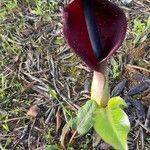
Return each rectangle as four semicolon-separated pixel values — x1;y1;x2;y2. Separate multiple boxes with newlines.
91;61;110;107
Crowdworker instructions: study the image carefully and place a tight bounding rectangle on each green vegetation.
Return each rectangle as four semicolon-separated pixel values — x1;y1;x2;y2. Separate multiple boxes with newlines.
69;97;130;150
133;16;150;45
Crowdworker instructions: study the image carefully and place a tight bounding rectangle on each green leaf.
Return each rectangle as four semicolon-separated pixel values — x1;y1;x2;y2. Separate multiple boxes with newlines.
2;123;9;132
48;87;58;100
69;117;77;129
76;100;97;135
108;97;127;110
94;98;130;150
46;145;60;150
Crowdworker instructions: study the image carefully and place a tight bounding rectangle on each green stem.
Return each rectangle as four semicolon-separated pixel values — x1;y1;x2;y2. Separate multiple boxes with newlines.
91;61;110;107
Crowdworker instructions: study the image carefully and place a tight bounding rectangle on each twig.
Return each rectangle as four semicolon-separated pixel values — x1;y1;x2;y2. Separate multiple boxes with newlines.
12;125;31;149
45;108;55;124
139;122;150;133
0;116;27;124
22;72;49;87
27;69;50;75
0;144;5;150
28;119;36;150
144;106;150;132
68;130;78;145
50;57;79;109
125;64;150;73
56;106;62;132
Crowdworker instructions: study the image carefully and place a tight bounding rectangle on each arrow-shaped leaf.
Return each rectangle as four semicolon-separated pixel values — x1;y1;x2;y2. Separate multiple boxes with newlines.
76;100;97;135
94;97;130;150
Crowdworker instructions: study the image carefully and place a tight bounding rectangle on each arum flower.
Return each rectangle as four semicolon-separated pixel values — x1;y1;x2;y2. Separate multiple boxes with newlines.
63;0;127;106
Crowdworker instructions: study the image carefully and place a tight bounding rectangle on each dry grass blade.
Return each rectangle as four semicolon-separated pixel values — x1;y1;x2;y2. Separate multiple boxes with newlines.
125;64;150;73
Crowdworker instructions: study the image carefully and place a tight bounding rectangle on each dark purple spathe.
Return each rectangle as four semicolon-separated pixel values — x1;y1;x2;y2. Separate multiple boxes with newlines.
63;0;127;71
